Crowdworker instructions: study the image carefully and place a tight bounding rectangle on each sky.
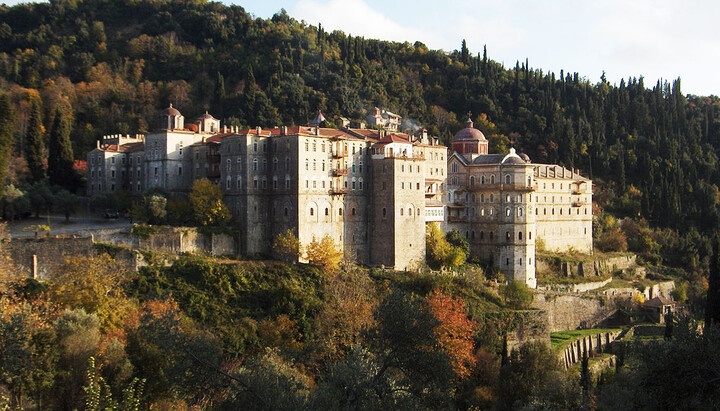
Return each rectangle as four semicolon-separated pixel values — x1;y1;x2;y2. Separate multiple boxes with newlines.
2;0;718;96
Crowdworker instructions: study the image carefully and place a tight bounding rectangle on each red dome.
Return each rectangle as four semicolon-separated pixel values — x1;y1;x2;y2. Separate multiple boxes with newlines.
453;119;486;142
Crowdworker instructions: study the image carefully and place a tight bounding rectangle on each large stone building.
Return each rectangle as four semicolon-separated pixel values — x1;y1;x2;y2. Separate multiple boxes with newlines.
446;119;593;287
87;106;447;270
87;107;592;286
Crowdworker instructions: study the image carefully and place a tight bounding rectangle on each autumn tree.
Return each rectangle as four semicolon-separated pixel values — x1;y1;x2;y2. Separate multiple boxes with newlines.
426;223;466;269
189;178;231;226
49;254;134;330
305;235;343;271
25;98;46;183
48;107;78;191
272;229;302;263
424;290;477;379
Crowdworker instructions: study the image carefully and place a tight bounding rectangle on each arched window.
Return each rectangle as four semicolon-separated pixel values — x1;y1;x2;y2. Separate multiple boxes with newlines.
490;232;494;240
481;175;485;184
339;208;343;216
408;207;412;215
310;208;314;216
470;176;475;185
506;231;511;241
400;208;404;216
518;207;523;217
519;232;523;240
284;207;288;216
480;193;485;202
529;232;532;240
505;174;511;184
253;159;258;170
506;208;511;217
382;208;387;217
490;175;495;184
325;208;329;216
480;231;484;239
352;208;356;216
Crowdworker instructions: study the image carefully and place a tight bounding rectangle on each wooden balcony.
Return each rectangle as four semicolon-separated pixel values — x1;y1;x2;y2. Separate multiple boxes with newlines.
331;151;347;158
448;216;467;223
332;168;348;176
330;187;349;195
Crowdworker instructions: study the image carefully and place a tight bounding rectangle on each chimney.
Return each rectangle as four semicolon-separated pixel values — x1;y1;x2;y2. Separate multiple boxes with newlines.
379;129;386;138
281;126;288;135
97;140;100;148
256;126;262;134
314;126;319;136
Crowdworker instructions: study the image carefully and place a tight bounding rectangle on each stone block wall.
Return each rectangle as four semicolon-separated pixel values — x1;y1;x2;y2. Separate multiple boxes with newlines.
559;330;621;369
6;237;97;279
534;292;620;332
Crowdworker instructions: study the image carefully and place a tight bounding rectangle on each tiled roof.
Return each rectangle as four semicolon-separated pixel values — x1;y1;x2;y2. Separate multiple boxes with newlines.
471;154;506;164
99;142;145;153
644;296;676;308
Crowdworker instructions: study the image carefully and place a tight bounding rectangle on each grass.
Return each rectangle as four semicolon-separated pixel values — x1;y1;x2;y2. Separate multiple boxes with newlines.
550;328;623;351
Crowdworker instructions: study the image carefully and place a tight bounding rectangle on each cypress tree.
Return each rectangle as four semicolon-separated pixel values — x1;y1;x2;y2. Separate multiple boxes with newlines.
26;98;45;183
48;107;76;191
706;235;720;328
0;94;14;190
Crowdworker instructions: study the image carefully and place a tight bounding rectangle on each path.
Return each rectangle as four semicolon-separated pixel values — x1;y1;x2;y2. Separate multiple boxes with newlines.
6;213;134;239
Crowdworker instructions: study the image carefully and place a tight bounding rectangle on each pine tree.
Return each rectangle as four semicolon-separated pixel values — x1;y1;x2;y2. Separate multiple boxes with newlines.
25;98;45;183
0;94;15;191
48;107;76;191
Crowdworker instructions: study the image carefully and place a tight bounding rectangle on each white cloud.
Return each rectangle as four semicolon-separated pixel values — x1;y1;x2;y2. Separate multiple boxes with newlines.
291;0;427;44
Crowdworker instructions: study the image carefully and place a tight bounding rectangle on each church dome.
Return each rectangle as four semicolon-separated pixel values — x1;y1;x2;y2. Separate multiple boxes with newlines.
453;119;486;142
162;104;182;117
197;111;216;120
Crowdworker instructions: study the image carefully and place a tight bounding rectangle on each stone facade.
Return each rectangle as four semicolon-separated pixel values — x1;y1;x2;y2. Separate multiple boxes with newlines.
87;107;446;270
446;119;593;287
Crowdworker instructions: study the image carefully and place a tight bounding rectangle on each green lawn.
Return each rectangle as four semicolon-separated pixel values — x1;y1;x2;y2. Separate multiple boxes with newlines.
550;328;623;351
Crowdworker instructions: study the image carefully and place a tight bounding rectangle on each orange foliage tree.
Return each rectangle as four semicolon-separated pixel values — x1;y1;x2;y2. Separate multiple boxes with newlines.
425;290;477;379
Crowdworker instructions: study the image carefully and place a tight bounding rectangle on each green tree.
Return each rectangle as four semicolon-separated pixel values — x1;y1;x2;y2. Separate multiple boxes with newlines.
500;280;533;310
0;94;15;190
53;189;79;222
25;99;46;183
27;181;53;218
272;229;301;263
189;178;231;226
47;108;77;191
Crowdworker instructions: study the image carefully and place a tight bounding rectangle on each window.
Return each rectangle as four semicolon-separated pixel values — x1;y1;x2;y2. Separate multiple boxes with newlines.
178;166;182;175
325;208;329;216
480;231;484;239
284;208;288;216
310;208;314;216
254;142;258;152
305;160;309;170
490;175;495;184
262;159;267;171
506;208;511;217
506;231;511;241
382;208;387;217
313;160;317;171
505;174;511;184
519;232;523;240
253;159;258;171
529;232;532;240
111;157;115;164
352;208;356;216
470;176;475;185
339;208;343;216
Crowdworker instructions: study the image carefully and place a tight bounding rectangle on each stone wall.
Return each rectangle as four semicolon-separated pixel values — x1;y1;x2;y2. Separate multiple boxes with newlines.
504;310;551;352
538;253;640;278
5;237;96;279
533;292;621;333
559;330;621;369
90;226;237;257
538;277;612;293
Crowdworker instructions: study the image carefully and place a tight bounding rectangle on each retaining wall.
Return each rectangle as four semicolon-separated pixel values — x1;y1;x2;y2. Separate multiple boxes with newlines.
559;330;621;369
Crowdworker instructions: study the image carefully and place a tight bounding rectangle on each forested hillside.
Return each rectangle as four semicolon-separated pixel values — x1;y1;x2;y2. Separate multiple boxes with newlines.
0;1;719;232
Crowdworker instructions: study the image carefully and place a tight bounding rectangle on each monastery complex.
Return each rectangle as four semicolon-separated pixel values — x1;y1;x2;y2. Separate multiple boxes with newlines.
87;106;593;287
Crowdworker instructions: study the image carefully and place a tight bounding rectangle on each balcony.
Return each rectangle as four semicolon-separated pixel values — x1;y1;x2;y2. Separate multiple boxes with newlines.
332;168;348;176
330;187;349;195
425;191;438;197
572;201;586;207
448;216;467;223
331;151;347;158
